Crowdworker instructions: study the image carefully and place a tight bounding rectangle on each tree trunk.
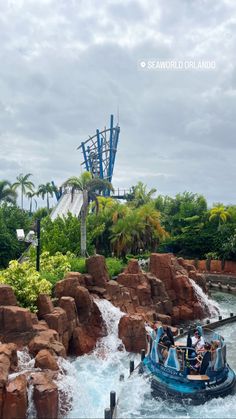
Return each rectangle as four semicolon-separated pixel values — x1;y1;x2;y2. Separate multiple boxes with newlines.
81;190;88;257
47;193;49;210
21;185;23;209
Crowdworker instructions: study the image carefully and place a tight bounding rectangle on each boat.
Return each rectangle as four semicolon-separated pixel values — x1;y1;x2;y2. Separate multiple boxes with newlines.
141;326;236;404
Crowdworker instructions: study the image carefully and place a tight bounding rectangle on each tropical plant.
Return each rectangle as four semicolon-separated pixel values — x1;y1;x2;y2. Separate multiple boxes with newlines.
37;182;56;210
62;172;113;256
126;181;157;208
0;260;52;311
12;173;34;209
0;180;17;204
209;206;231;226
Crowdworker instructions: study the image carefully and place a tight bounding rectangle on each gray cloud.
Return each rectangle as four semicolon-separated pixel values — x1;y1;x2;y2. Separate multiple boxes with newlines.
0;0;236;206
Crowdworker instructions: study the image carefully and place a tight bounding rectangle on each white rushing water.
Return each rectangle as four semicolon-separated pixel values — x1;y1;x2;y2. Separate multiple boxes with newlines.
189;278;220;318
66;299;138;419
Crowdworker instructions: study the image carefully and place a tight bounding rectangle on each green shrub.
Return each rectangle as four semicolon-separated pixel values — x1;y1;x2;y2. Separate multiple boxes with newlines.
0;260;52;312
68;256;87;273
106;257;125;277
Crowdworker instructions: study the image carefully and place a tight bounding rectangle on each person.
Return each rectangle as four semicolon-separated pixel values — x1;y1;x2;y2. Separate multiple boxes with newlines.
192;329;205;352
159;328;173;350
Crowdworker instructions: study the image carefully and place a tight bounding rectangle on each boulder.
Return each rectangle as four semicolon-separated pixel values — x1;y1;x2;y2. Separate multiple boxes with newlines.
35;349;59;371
37;294;54;319
149;253;173;290
124;259;141;274
74;286;93;323
59;296;78;322
118;314;146;353
3;375;27;419
0;306;35;346
28;329;66;358
86;255;110;286
0;285;17;306
117;273;145;288
54;275;83;299
44;308;68;335
31;372;58;419
179;305;194;321
0;344;18;372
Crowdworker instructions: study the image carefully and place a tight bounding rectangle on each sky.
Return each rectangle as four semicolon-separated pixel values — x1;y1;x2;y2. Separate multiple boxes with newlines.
0;0;236;207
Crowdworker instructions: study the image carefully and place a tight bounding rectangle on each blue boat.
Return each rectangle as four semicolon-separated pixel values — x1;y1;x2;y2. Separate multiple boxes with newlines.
141;326;236;404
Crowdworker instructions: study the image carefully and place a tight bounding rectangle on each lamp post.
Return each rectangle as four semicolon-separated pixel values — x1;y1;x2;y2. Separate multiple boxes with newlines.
36;218;40;272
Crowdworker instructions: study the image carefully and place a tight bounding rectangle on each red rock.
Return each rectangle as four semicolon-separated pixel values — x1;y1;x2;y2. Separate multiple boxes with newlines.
137;284;152;306
86;255;110;286
179;305;194;321
28;329;66;358
37;294;54;319
32;372;58;419
59;296;78;322
71;326;97;356
44;307;68;335
198;260;207;272
0;344;18;372
0;306;35;346
124;259;141;274
147;274;169;299
54;275;83;299
118;314;146;353
35;349;59;371
117;273;145;288
0;285;17;306
210;260;222;273
149;253;173;290
74;286;93;322
3;374;27;419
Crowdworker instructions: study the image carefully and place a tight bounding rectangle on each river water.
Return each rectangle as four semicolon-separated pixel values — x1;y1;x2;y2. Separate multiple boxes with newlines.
63;291;236;419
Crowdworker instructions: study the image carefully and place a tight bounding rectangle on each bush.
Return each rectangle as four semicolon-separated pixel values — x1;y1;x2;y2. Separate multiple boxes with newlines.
68;256;87;273
106;257;125;277
0;260;52;311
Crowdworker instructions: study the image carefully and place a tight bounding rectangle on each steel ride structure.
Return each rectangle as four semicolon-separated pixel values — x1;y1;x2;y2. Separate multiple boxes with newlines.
77;114;120;196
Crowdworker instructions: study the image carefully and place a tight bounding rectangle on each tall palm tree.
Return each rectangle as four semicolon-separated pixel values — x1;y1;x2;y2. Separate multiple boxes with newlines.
62;172;113;256
37;183;56;210
12;173;34;209
0;180;17;204
26;190;37;214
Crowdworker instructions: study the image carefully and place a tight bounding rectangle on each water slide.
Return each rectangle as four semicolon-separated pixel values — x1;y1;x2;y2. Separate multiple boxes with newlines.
50;191;83;221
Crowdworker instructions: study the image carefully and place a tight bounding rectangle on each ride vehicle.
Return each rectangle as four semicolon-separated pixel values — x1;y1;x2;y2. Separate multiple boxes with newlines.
141;326;236;404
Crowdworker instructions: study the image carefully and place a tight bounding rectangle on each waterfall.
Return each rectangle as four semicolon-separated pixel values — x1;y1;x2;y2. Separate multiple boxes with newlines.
67;299;137;419
189;278;220;317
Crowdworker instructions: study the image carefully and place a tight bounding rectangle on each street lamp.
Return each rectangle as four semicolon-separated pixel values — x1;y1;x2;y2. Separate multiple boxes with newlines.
16;219;41;271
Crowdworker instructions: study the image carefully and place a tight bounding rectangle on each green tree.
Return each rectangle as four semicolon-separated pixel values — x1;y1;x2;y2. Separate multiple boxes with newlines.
0;204;31;268
37;182;55;211
62;172;113;256
12;173;34;209
126;181;157;208
0;180;17;204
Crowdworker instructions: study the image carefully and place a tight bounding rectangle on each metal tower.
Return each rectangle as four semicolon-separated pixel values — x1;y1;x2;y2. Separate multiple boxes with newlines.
77;115;120;195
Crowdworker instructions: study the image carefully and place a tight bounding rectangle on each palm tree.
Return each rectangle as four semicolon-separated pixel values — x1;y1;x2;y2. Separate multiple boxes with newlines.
37;183;56;211
26;190;37;214
62;172;113;256
126;181;157;208
0;180;17;204
110;210;144;256
12;173;34;209
209;206;231;226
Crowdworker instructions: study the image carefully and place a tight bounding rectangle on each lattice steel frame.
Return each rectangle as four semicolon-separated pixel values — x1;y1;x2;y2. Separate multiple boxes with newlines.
77;115;120;195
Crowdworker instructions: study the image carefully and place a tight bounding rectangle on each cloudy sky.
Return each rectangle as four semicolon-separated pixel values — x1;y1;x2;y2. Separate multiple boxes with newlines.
1;0;236;206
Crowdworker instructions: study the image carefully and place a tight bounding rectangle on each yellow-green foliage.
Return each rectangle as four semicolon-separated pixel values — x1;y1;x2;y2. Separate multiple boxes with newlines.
0;260;52;312
39;251;71;279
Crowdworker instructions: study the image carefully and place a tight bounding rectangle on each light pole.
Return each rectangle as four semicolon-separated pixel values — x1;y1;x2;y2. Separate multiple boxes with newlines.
16;218;41;271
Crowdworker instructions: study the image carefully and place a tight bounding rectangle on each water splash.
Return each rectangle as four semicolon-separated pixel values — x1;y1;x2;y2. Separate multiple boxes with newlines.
68;299;138;419
189;278;220;317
